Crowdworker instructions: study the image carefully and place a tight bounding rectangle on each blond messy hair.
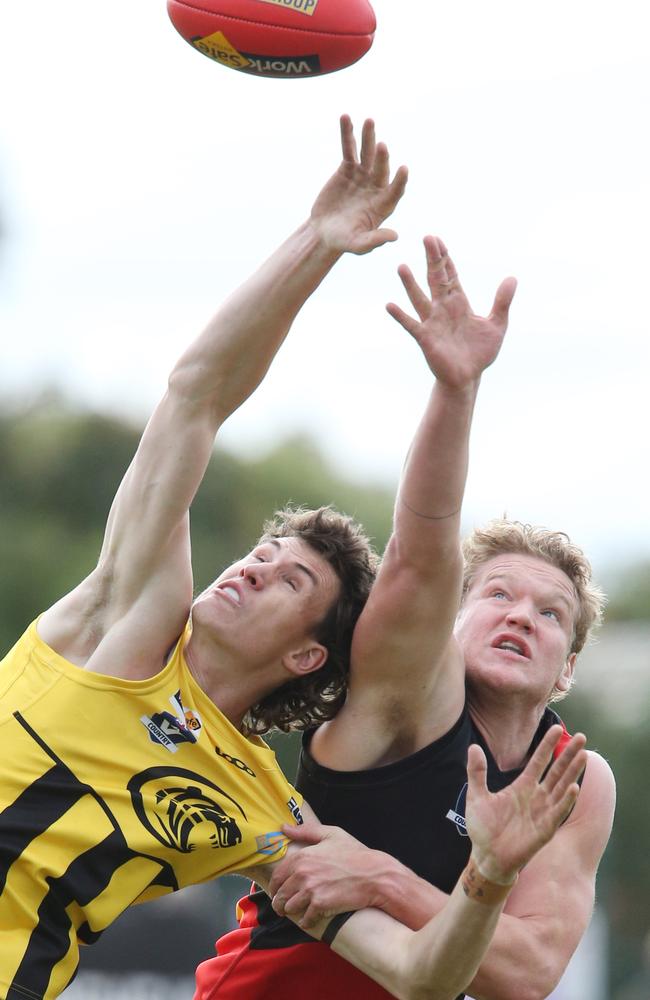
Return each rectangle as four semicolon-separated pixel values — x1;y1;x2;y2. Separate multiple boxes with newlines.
461;519;606;700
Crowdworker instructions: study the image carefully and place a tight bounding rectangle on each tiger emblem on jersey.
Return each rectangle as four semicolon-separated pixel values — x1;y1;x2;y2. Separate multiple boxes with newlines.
154;785;242;851
128;766;247;853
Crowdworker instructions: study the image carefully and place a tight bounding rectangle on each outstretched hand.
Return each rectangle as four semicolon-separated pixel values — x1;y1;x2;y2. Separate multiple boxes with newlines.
268;822;387;930
310;115;408;255
387;236;517;388
465;726;587;884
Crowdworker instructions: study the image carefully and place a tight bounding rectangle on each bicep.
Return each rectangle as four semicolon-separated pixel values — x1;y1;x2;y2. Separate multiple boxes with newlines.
91;392;219;616
334;542;466;731
507;753;614;926
38;394;211;663
99;393;216;577
351;538;464;679
469;755;616;998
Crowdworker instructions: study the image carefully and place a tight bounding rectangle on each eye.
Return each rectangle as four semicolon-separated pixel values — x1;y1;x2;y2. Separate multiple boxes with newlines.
541;609;560;621
285;577;298;592
491;590;508;600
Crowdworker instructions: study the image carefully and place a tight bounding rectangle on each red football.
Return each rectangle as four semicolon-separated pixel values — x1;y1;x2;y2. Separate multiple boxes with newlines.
167;0;376;78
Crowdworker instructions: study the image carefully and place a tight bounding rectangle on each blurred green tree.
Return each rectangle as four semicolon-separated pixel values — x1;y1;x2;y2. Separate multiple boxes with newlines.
606;562;650;622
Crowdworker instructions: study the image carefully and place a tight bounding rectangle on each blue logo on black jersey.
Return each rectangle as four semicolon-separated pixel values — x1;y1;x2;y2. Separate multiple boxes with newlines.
446;782;469;837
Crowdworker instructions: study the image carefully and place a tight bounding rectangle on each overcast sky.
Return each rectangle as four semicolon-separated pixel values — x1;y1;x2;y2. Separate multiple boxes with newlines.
1;0;648;576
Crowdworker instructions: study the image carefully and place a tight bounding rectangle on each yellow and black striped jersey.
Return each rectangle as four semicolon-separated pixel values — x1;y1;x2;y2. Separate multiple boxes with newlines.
0;619;302;1000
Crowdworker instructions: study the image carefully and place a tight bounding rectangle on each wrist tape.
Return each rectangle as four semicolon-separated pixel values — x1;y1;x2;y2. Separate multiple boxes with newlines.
322;910;355;945
461;858;517;906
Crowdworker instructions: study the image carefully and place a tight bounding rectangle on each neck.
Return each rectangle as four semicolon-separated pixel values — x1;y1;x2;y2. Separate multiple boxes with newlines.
467;684;548;771
183;630;283;733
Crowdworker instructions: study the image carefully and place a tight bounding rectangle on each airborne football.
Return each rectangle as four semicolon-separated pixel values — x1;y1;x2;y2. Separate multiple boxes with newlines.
166;0;376;78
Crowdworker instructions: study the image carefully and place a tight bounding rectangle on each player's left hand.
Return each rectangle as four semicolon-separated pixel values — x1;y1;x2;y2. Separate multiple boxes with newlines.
387;236;517;389
465;725;587;884
268;821;388;929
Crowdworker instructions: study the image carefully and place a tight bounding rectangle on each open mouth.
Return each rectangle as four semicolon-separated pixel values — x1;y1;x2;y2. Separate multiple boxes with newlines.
217;585;242;606
492;636;530;658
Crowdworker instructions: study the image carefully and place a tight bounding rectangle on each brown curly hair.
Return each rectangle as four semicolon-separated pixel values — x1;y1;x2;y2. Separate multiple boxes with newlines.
241;506;379;736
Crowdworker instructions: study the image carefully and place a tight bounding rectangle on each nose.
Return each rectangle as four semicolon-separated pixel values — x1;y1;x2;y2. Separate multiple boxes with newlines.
240;564;266;590
505;601;535;632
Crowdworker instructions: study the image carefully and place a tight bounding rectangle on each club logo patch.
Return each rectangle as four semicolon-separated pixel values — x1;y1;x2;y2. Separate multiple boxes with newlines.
256;831;287;856
446;782;469;837
128;767;246;853
141;690;202;754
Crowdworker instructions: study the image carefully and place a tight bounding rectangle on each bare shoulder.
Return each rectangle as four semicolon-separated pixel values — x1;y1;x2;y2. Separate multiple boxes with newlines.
577;750;616;811
574;749;616;823
558;749;616;863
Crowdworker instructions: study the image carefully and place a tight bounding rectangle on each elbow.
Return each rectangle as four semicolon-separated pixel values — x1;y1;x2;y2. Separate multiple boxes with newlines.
166;368;225;424
167;365;197;403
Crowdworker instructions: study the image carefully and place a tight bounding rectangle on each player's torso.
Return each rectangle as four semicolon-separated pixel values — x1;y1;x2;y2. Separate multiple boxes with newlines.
195;703;569;1000
301;707;477;890
0;620;300;999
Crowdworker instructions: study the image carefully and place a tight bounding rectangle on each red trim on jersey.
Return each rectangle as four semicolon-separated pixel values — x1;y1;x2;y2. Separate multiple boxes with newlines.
194;911;394;999
195;715;576;1000
554;719;573;758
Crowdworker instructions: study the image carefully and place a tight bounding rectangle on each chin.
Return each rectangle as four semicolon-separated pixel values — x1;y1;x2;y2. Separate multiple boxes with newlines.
191;595;224;631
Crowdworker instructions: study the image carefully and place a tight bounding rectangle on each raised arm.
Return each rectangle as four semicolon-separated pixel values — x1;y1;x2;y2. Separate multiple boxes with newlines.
313;238;516;767
38;117;407;673
258;727;588;1000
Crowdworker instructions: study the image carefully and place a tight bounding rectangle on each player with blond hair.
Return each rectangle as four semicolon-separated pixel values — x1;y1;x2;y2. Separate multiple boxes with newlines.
0;117;588;1000
197;233;615;1000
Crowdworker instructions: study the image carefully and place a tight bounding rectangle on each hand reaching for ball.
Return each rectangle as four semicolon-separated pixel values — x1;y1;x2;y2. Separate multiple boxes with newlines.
309;115;409;256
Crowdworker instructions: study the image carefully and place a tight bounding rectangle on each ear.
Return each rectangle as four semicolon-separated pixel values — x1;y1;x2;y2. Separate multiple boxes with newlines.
281;641;329;678
556;651;577;693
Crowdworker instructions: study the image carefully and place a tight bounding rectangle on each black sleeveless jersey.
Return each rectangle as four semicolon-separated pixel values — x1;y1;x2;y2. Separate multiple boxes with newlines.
296;704;570;891
193;704;572;1000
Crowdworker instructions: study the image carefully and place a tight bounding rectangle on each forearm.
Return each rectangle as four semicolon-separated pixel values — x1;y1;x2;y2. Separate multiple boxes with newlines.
332;867;509;1000
168;219;341;421
375;857;580;1000
386;236;514;567
374;856;449;930
395;380;478;554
